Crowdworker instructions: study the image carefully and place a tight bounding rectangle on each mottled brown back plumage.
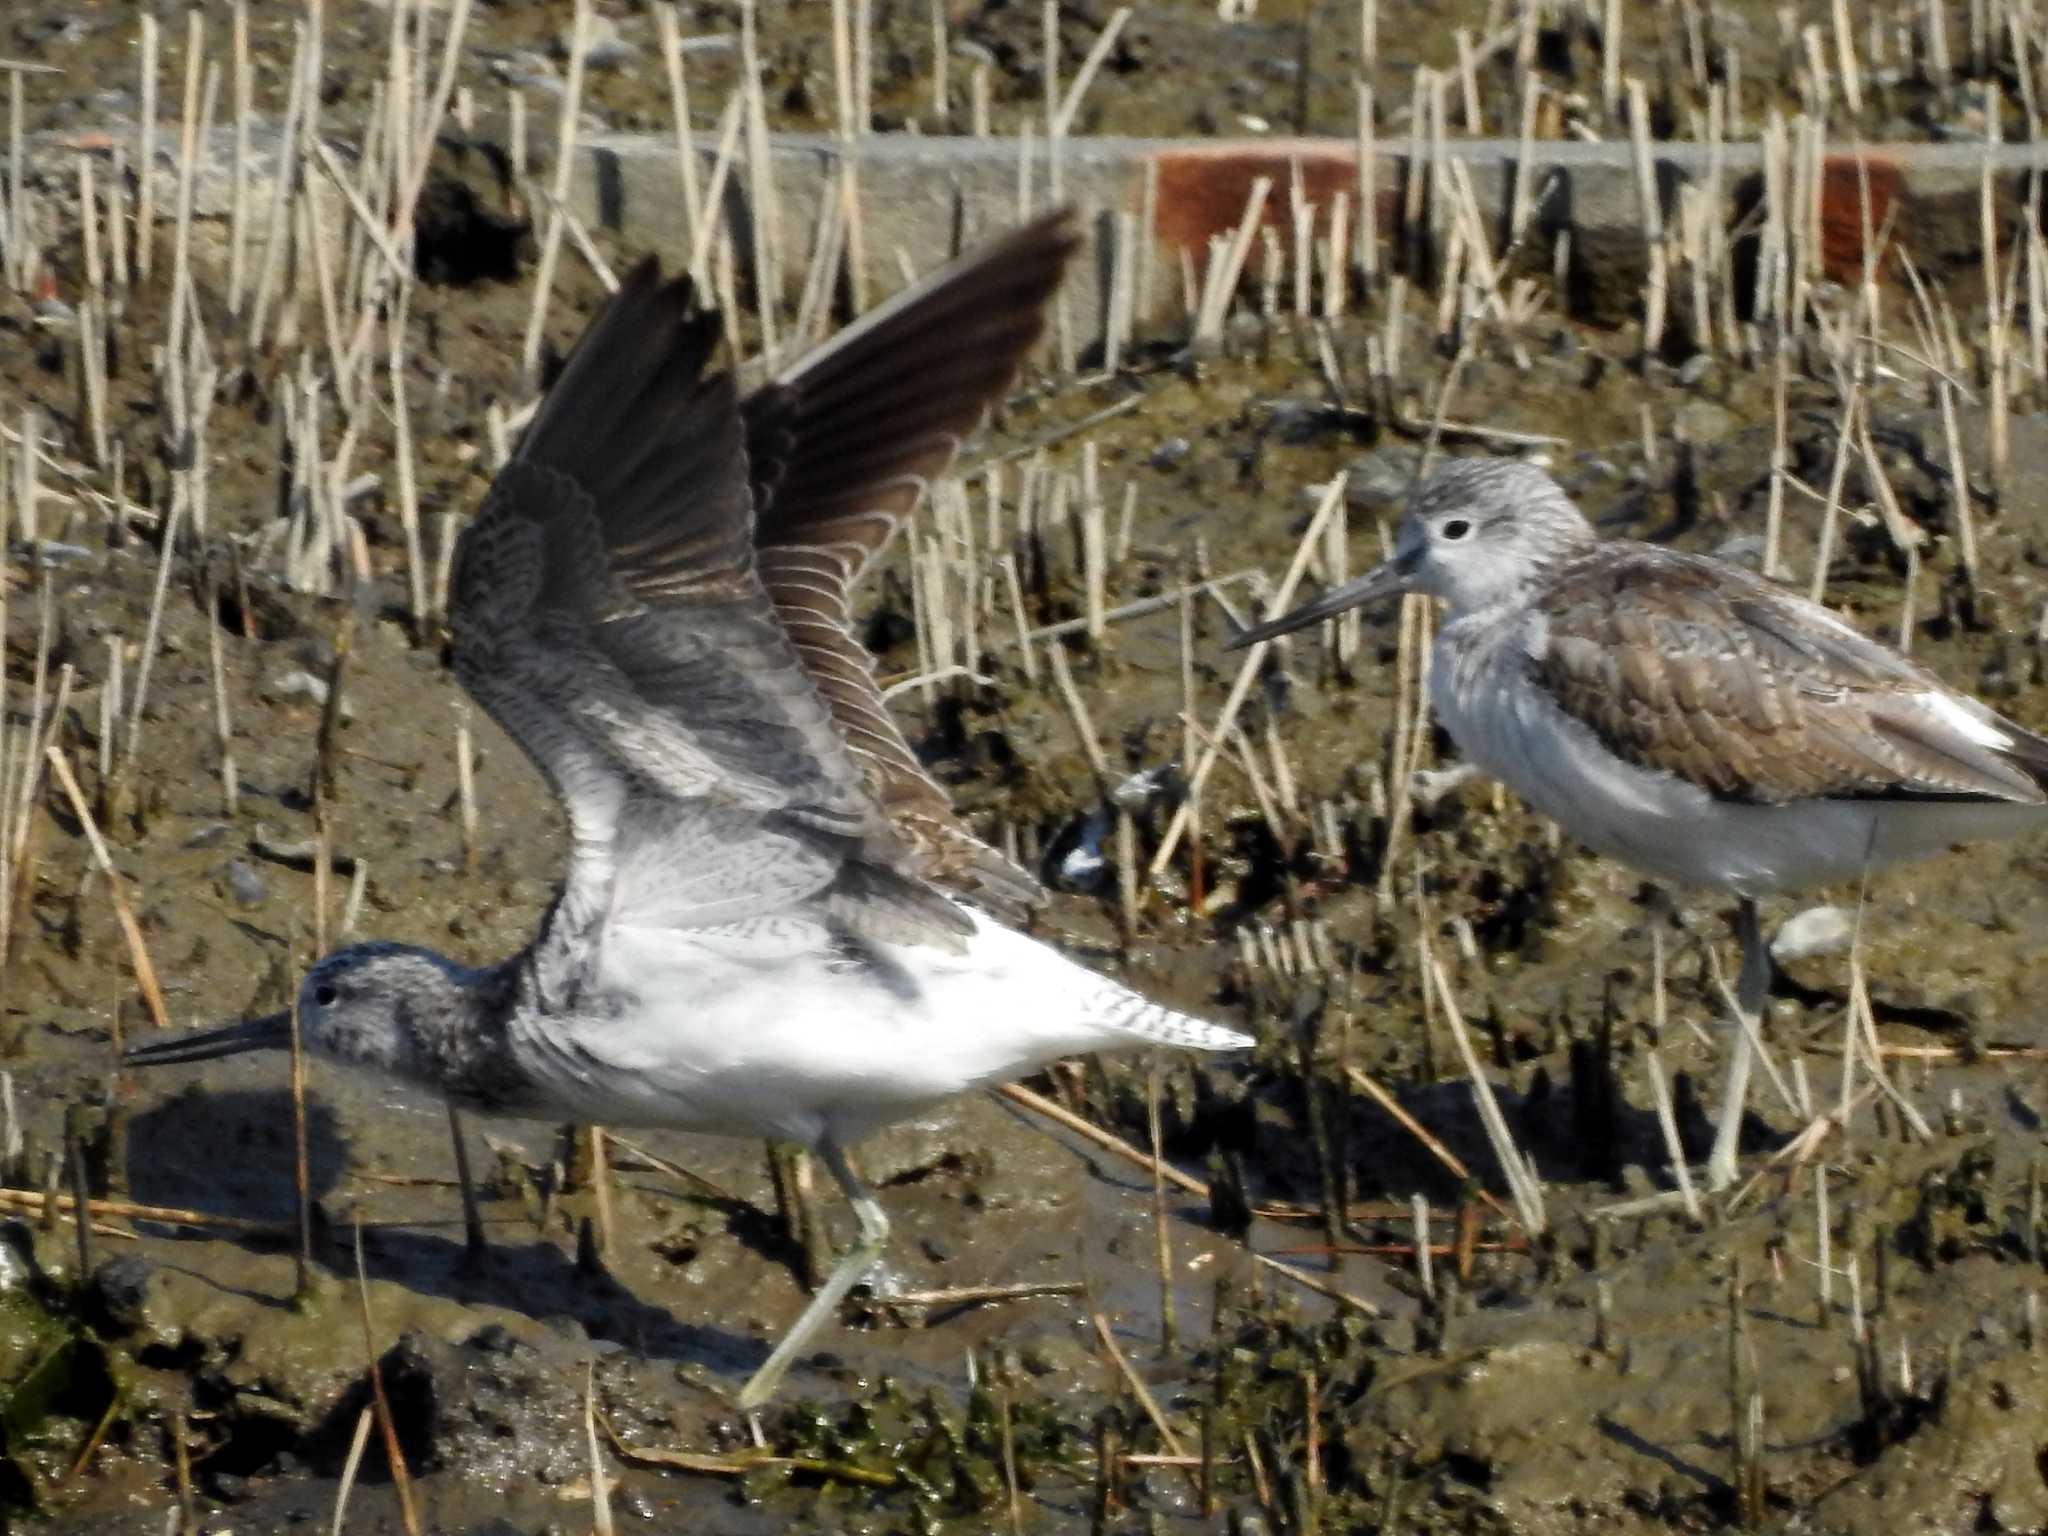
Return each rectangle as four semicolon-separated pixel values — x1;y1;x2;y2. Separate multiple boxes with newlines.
1535;543;2048;805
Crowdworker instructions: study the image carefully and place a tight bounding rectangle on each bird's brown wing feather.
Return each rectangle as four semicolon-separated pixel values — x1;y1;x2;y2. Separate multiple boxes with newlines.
741;209;1082;917
1533;545;2048;805
451;258;971;963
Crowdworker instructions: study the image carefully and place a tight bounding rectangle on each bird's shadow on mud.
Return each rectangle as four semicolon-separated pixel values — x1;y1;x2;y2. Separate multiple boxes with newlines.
122;1087;771;1377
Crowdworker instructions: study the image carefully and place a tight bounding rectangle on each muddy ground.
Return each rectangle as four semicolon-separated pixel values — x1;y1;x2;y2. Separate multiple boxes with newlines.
6;2;2048;1534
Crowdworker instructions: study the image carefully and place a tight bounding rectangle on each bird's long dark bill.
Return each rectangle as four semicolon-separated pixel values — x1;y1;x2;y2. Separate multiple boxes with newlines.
1228;556;1411;649
122;1011;292;1067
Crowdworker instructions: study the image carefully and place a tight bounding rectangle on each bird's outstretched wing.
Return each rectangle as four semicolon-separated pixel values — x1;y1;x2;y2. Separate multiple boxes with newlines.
449;222;1075;995
743;208;1080;915
1532;544;2048;805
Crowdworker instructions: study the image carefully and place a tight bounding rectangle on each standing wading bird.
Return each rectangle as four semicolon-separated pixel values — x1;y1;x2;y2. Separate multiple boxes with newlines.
123;209;1252;1410
1232;457;2048;1191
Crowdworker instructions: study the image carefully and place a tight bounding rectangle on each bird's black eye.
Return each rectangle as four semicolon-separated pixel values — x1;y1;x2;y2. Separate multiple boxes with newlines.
1441;518;1472;541
314;985;338;1007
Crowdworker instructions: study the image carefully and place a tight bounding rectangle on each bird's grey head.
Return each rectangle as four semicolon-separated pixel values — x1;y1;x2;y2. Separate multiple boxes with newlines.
293;944;473;1075
1231;458;1595;646
1389;459;1594;614
121;941;472;1083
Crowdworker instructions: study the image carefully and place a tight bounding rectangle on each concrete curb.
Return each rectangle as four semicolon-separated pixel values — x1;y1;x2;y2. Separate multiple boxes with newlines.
564;131;2045;334
28;125;2048;335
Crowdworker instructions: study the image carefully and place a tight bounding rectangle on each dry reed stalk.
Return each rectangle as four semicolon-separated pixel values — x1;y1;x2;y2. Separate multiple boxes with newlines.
386;336;427;638
739;0;781;356
971;62;991;135
928;0;949;121
226;0;252;313
1409;1193;1434;1297
454;703;479;872
1600;0;1622;119
589;1124;615;1259
300;181;349;394
598;1413;900;1485
997;553;1038;681
1246;1249;1382;1316
309;140;411;286
76;290;109;471
245;21;309;352
1625;78;1667;360
136;14;159;282
340;0;473;386
1424;945;1545;1232
1806;382;1864;604
1646;1051;1703;1222
1194;177;1274;345
685;96;746;281
1844;949;1934;1143
0;73;23;294
1763;351;1789;578
1147;1061;1179;1352
586;1361;616;1534
520;0;594;387
1937;374;1980;582
1054;7;1132;138
884;1279;1085;1307
76;154;100;302
46;747;168;1041
1981;96;2011;491
1345;1066;1513;1221
0;1186;289;1236
353;1221;422;1536
1106;209;1136;372
330;1409;375;1536
1147;476;1347;883
1289;167;1313;320
1832;0;1864;115
164;11;214;367
997;1081;1208;1197
1926;0;1953;87
1092;1312;1187;1455
1702;943;1799;1119
655;5;705;262
205;582;239;816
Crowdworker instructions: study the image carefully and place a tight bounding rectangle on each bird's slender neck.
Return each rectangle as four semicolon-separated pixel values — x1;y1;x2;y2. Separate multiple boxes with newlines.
408;952;536;1108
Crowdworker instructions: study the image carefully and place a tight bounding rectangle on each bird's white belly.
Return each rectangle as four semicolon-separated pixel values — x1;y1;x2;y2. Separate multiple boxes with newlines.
1431;640;2046;899
504;910;1176;1146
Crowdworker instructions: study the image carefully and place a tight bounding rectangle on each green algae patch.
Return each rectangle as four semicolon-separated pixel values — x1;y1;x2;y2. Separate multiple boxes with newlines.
0;1294;118;1513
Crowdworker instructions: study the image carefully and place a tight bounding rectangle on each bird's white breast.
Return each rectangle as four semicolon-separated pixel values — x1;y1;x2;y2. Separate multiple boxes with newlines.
1427;611;2042;899
504;906;1211;1146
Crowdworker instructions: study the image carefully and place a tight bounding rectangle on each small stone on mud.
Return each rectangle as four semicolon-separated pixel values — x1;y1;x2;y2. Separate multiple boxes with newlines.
1345;444;1423;509
264;669;330;707
88;1252;155;1332
1712;533;1766;569
556;13;635;67
1150;435;1191;468
1770;905;1855;964
1018;1331;1095;1377
221;860;269;908
1675;400;1740;443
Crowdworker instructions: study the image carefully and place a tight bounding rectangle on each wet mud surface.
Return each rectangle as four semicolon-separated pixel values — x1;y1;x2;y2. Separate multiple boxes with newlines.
6;2;2048;1533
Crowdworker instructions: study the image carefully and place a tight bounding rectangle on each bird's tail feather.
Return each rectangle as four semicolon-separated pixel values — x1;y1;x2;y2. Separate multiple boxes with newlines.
1085;980;1255;1053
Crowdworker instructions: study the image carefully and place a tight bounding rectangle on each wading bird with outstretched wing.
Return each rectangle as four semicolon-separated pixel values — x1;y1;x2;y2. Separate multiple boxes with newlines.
128;211;1252;1409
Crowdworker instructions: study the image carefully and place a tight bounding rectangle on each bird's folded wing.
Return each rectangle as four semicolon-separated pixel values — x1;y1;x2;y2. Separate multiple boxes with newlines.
742;209;1081;917
1533;546;2048;805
